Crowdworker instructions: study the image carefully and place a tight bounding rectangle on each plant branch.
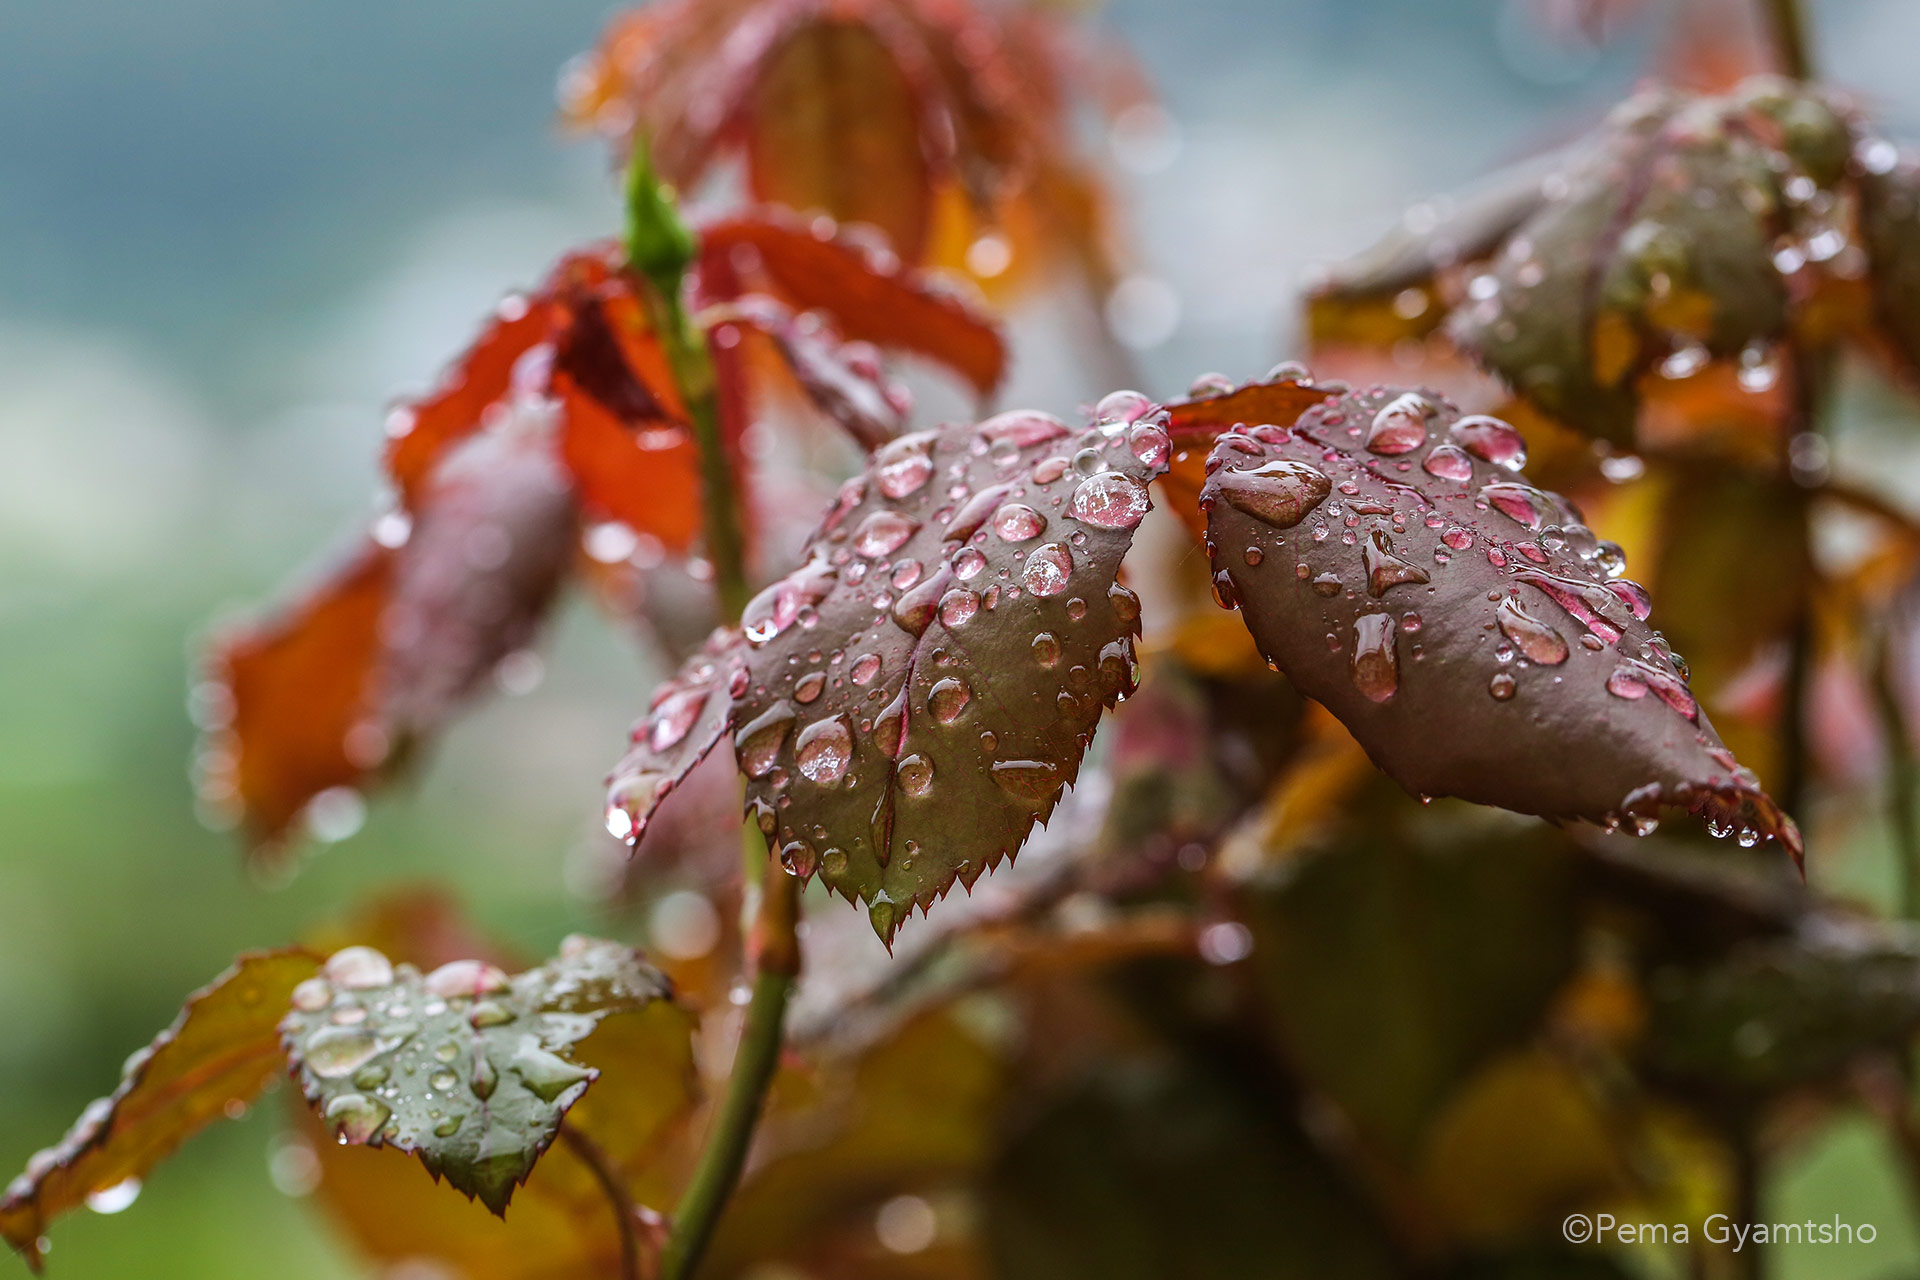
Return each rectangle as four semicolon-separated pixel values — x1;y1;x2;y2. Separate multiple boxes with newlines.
661;868;800;1280
559;1123;642;1280
1872;631;1920;917
1758;0;1815;81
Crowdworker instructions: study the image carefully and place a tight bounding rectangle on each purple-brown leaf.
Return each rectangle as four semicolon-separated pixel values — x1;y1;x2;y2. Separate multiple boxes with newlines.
728;402;1170;943
605;626;749;847
1198;380;1799;859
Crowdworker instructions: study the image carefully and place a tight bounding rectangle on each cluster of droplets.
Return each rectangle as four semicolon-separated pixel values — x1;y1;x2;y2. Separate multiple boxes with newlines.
284;945;612;1158
1200;385;1683;718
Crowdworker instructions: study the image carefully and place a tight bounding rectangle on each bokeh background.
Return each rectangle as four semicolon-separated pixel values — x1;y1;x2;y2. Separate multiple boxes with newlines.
7;1;1920;1276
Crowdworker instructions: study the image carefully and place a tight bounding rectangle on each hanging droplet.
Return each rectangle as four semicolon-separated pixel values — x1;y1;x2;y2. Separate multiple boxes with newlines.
991;759;1063;804
323;1093;391;1145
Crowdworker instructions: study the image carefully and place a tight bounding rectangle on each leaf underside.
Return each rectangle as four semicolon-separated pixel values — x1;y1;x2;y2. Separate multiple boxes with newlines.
1;950;322;1269
281;938;676;1216
1193;378;1798;857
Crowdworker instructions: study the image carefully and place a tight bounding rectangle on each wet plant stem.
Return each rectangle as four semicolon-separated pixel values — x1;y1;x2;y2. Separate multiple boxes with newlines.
1871;640;1920;918
661;869;800;1280
560;1124;641;1280
625;133;800;1279
1759;0;1814;81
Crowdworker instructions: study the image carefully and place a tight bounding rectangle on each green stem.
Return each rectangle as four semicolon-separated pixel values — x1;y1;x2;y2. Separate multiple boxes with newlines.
660;871;800;1280
1758;0;1815;80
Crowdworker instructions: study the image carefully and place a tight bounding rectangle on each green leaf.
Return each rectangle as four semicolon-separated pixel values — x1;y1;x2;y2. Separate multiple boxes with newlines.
729;398;1169;943
281;937;679;1215
1195;379;1798;856
1;950;321;1269
624;133;698;303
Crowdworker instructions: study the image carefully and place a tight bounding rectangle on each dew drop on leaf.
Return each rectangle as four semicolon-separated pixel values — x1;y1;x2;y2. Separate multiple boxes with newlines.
992;503;1046;542
898;753;935;797
1365;392;1430;454
1495;597;1570;665
1450;415;1528;469
928;677;971;724
990;759;1063;804
854;510;920;558
1023;542;1074;596
323;1093;391;1144
1212;459;1332;528
1351;613;1399;702
1067;472;1151;530
1422;445;1475;482
324;947;394;991
795;716;855;784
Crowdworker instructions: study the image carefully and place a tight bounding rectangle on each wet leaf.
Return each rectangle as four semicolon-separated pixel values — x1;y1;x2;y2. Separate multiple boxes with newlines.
729;401;1168;942
700;212;1009;398
297;905;699;1280
1;950;321;1268
1310;77;1860;446
1163;374;1341;539
198;539;394;847
605;626;749;847
282;936;681;1215
716;295;911;452
749;21;933;260
1199;381;1798;855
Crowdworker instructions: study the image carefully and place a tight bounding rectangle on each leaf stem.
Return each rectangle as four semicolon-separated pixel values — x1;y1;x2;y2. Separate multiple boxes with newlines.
559;1123;642;1280
661;869;801;1280
1758;0;1815;80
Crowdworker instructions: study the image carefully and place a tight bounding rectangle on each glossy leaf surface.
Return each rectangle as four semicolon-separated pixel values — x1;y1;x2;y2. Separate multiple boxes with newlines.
1198;381;1798;855
282;937;680;1215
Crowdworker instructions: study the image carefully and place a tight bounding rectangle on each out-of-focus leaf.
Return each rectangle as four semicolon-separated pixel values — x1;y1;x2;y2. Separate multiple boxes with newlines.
1162;375;1335;539
1860;147;1920;384
1199;381;1798;855
1242;811;1579;1154
715;295;912;452
729;402;1169;942
700;212;1009;397
282;937;681;1215
198;540;394;847
1;950;321;1268
1310;78;1862;447
748;21;933;260
1645;916;1920;1100
379;416;579;749
297;897;699;1280
981;1043;1398;1280
606;626;748;846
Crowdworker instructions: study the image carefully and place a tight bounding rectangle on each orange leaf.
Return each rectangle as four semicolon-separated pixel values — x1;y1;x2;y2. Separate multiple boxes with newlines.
557;384;704;550
701;211;1007;397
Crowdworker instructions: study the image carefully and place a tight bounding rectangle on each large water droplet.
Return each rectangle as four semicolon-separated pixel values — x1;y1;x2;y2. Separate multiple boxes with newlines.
1067;472;1151;530
794;671;826;703
928;677;971;724
1023;543;1074;596
305;1027;381;1080
943;484;1015;542
874;432;936;498
1605;658;1698;720
606;770;667;841
1450;415;1527;470
854;510;920;558
646;688;707;753
1096;390;1154;424
1213;460;1331;528
872;690;908;759
323;1094;390;1145
86;1179;141;1215
979;410;1070;450
991;759;1063;804
511;1039;595;1102
324;948;393;991
424;960;511;1001
1129;422;1171;468
1481;483;1551;530
291;978;333;1012
1495;597;1570;665
1362;530;1431;598
951;546;987;580
1422;445;1474;482
795;716;854;784
992;503;1046;542
735;703;797;778
898;754;935;796
1351;614;1399;702
939;588;980;628
850;653;883;685
1366;393;1430;454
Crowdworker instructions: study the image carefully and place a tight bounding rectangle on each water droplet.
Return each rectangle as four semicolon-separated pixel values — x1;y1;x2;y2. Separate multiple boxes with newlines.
735;703;797;778
781;840;819;877
1366;392;1430;454
291;978;332;1012
1450;415;1527;470
323;1094;390;1145
872;690;908;759
991;759;1063;804
1311;572;1342;597
1023;543;1074;596
795;671;826;703
1129;422;1171;468
1213;460;1332;528
851;653;883;685
951;546;987;580
1495;597;1569;665
874;432;936;498
511;1040;595;1102
1362;530;1431;598
433;1114;463;1138
795;716;855;784
898;754;935;796
304;1027;380;1079
1351;614;1398;702
324;947;393;991
939;588;980;627
646;688;707;753
468;1000;513;1028
1068;472;1151;530
1605;658;1698;720
854;510;919;558
430;1069;458;1092
928;678;971;723
1481;482;1550;530
423;960;511;1001
979;410;1070;450
1096;390;1155;423
943;484;1015;542
606;770;666;841
1421;445;1474;482
86;1179;141;1215
1488;671;1517;701
992;503;1046;542
470;1055;498;1100
742;557;836;646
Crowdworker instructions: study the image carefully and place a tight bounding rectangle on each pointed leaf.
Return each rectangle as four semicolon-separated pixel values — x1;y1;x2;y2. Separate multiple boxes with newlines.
606;625;748;847
282;937;679;1216
1197;380;1798;855
748;20;934;260
700;211;1008;397
198;540;394;848
730;402;1169;942
717;295;910;451
1;950;321;1268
